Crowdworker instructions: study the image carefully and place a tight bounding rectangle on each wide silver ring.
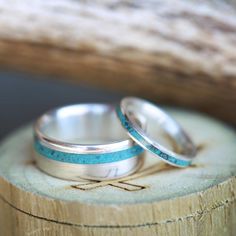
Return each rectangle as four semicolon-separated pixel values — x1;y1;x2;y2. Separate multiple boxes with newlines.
116;97;197;167
34;104;143;181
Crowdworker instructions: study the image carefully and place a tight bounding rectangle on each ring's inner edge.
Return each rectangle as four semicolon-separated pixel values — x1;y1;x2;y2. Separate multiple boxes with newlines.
122;98;195;157
37;104;130;145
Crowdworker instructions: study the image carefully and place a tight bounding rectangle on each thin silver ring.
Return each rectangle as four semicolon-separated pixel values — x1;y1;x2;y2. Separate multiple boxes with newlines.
116;97;197;167
34;104;143;180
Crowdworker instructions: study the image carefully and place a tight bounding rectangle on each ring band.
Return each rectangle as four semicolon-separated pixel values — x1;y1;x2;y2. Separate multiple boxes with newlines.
34;153;143;181
34;140;142;165
34;104;143;180
116;97;196;167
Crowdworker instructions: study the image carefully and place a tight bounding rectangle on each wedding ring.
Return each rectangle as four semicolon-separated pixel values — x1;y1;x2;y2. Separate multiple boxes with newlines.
116;97;196;167
34;104;143;181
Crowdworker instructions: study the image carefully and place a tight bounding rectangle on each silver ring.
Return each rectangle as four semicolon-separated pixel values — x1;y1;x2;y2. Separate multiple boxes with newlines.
116;97;197;167
34;154;143;181
34;104;143;180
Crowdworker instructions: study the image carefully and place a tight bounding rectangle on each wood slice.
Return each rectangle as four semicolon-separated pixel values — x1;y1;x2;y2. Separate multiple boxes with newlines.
0;108;236;236
0;1;236;124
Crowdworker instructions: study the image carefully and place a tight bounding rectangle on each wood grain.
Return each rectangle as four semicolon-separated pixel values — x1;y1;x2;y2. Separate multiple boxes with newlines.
0;1;236;123
0;108;235;235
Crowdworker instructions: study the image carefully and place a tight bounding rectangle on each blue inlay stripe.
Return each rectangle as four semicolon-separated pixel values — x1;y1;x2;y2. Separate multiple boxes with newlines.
116;106;190;167
34;140;144;165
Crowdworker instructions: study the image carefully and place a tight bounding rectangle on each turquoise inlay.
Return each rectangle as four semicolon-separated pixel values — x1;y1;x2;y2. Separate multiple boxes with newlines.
34;140;144;165
116;106;190;167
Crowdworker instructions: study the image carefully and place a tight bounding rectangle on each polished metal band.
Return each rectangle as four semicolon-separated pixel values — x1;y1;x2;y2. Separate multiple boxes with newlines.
35;153;142;181
34;104;143;180
116;97;196;167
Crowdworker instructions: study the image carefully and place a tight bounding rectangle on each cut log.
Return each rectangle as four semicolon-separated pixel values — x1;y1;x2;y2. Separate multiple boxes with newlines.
0;1;236;123
0;108;235;235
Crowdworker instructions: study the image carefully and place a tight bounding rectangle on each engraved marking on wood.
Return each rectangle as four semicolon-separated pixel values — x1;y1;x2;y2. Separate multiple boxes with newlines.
71;144;204;191
72;162;172;191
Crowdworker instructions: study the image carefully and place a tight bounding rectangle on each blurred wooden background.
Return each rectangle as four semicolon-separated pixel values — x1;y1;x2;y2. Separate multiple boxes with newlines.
0;0;236;124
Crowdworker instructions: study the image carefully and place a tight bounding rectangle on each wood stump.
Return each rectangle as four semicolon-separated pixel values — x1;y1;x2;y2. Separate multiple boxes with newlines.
0;108;235;236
